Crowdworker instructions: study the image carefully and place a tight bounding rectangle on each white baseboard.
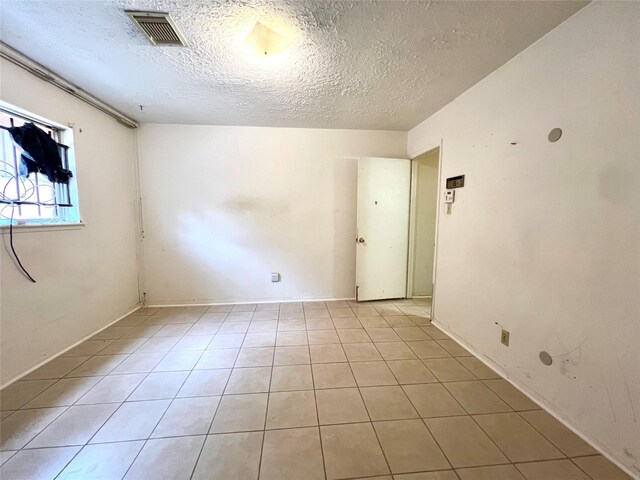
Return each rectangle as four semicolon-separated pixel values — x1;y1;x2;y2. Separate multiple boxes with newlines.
430;317;638;480
0;304;142;390
145;297;356;307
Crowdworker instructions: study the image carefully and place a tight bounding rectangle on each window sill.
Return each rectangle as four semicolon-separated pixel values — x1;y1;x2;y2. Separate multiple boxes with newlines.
0;222;85;234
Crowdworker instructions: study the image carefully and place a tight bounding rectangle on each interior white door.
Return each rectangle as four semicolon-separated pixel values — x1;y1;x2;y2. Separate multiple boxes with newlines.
356;157;411;301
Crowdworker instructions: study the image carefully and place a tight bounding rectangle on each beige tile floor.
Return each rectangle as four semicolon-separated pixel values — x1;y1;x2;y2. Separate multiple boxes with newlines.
0;299;632;480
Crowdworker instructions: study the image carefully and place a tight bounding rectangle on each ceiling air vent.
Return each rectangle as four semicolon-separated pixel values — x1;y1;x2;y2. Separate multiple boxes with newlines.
126;11;187;46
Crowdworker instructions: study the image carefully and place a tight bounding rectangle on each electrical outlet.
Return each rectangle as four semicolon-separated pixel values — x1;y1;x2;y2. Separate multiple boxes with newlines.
271;273;280;283
501;329;510;346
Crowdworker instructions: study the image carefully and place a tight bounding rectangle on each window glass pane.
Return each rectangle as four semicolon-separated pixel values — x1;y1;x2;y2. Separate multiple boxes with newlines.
0;109;71;224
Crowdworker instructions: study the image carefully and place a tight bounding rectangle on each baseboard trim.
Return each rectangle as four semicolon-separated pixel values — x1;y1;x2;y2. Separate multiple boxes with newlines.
145;297;356;307
0;304;142;390
430;317;638;479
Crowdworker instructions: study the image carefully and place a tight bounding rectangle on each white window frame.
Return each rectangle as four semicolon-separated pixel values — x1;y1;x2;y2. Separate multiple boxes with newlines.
0;100;81;227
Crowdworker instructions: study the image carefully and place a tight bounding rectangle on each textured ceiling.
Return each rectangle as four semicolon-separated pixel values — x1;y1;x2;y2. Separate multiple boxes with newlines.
0;0;587;130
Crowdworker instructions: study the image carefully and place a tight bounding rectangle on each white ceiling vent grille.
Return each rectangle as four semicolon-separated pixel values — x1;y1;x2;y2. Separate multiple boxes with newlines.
126;11;187;46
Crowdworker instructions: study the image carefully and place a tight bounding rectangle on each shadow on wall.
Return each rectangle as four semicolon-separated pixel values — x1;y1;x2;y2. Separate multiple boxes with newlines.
148;157;359;304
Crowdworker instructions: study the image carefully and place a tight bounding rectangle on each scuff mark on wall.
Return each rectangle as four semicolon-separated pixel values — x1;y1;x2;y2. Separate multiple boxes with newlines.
556;343;585;380
221;195;290;216
550;333;589;380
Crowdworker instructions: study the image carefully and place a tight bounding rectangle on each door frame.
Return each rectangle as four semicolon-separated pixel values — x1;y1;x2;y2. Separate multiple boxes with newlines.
406;143;443;314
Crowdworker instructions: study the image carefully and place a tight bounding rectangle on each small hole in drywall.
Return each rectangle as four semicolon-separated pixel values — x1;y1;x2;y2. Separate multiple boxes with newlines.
548;128;562;143
539;351;553;366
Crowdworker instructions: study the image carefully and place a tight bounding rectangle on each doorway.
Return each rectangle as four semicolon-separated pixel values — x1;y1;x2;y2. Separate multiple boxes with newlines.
407;147;440;299
354;150;440;303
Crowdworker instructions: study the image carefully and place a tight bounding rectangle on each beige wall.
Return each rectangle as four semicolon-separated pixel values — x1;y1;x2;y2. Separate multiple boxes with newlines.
0;59;140;386
138;124;407;305
408;2;640;475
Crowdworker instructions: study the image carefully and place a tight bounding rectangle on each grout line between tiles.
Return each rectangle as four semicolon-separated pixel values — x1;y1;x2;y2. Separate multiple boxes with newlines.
49;338;180;480
342;346;394;477
254;303;277;480
307;332;328;480
119;359;198;479
187;320;242;480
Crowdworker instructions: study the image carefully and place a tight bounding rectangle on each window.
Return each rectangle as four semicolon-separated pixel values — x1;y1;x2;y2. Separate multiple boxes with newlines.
0;103;79;226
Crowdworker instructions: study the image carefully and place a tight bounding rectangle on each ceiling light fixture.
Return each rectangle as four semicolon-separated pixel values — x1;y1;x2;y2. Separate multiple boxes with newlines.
242;21;294;57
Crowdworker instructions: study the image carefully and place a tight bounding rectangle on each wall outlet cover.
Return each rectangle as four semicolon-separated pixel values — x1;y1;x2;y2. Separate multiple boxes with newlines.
501;329;510;346
271;273;280;282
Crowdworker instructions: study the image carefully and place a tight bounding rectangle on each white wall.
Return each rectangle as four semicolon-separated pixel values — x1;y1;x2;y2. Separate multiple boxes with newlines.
411;150;439;296
408;2;640;475
138;124;406;305
0;59;140;386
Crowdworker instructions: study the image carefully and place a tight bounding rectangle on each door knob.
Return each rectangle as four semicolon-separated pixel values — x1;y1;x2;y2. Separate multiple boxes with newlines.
357;237;365;243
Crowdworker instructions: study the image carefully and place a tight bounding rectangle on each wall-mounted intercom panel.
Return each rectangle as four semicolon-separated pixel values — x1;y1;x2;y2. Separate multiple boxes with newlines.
444;175;464;215
444;190;455;204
